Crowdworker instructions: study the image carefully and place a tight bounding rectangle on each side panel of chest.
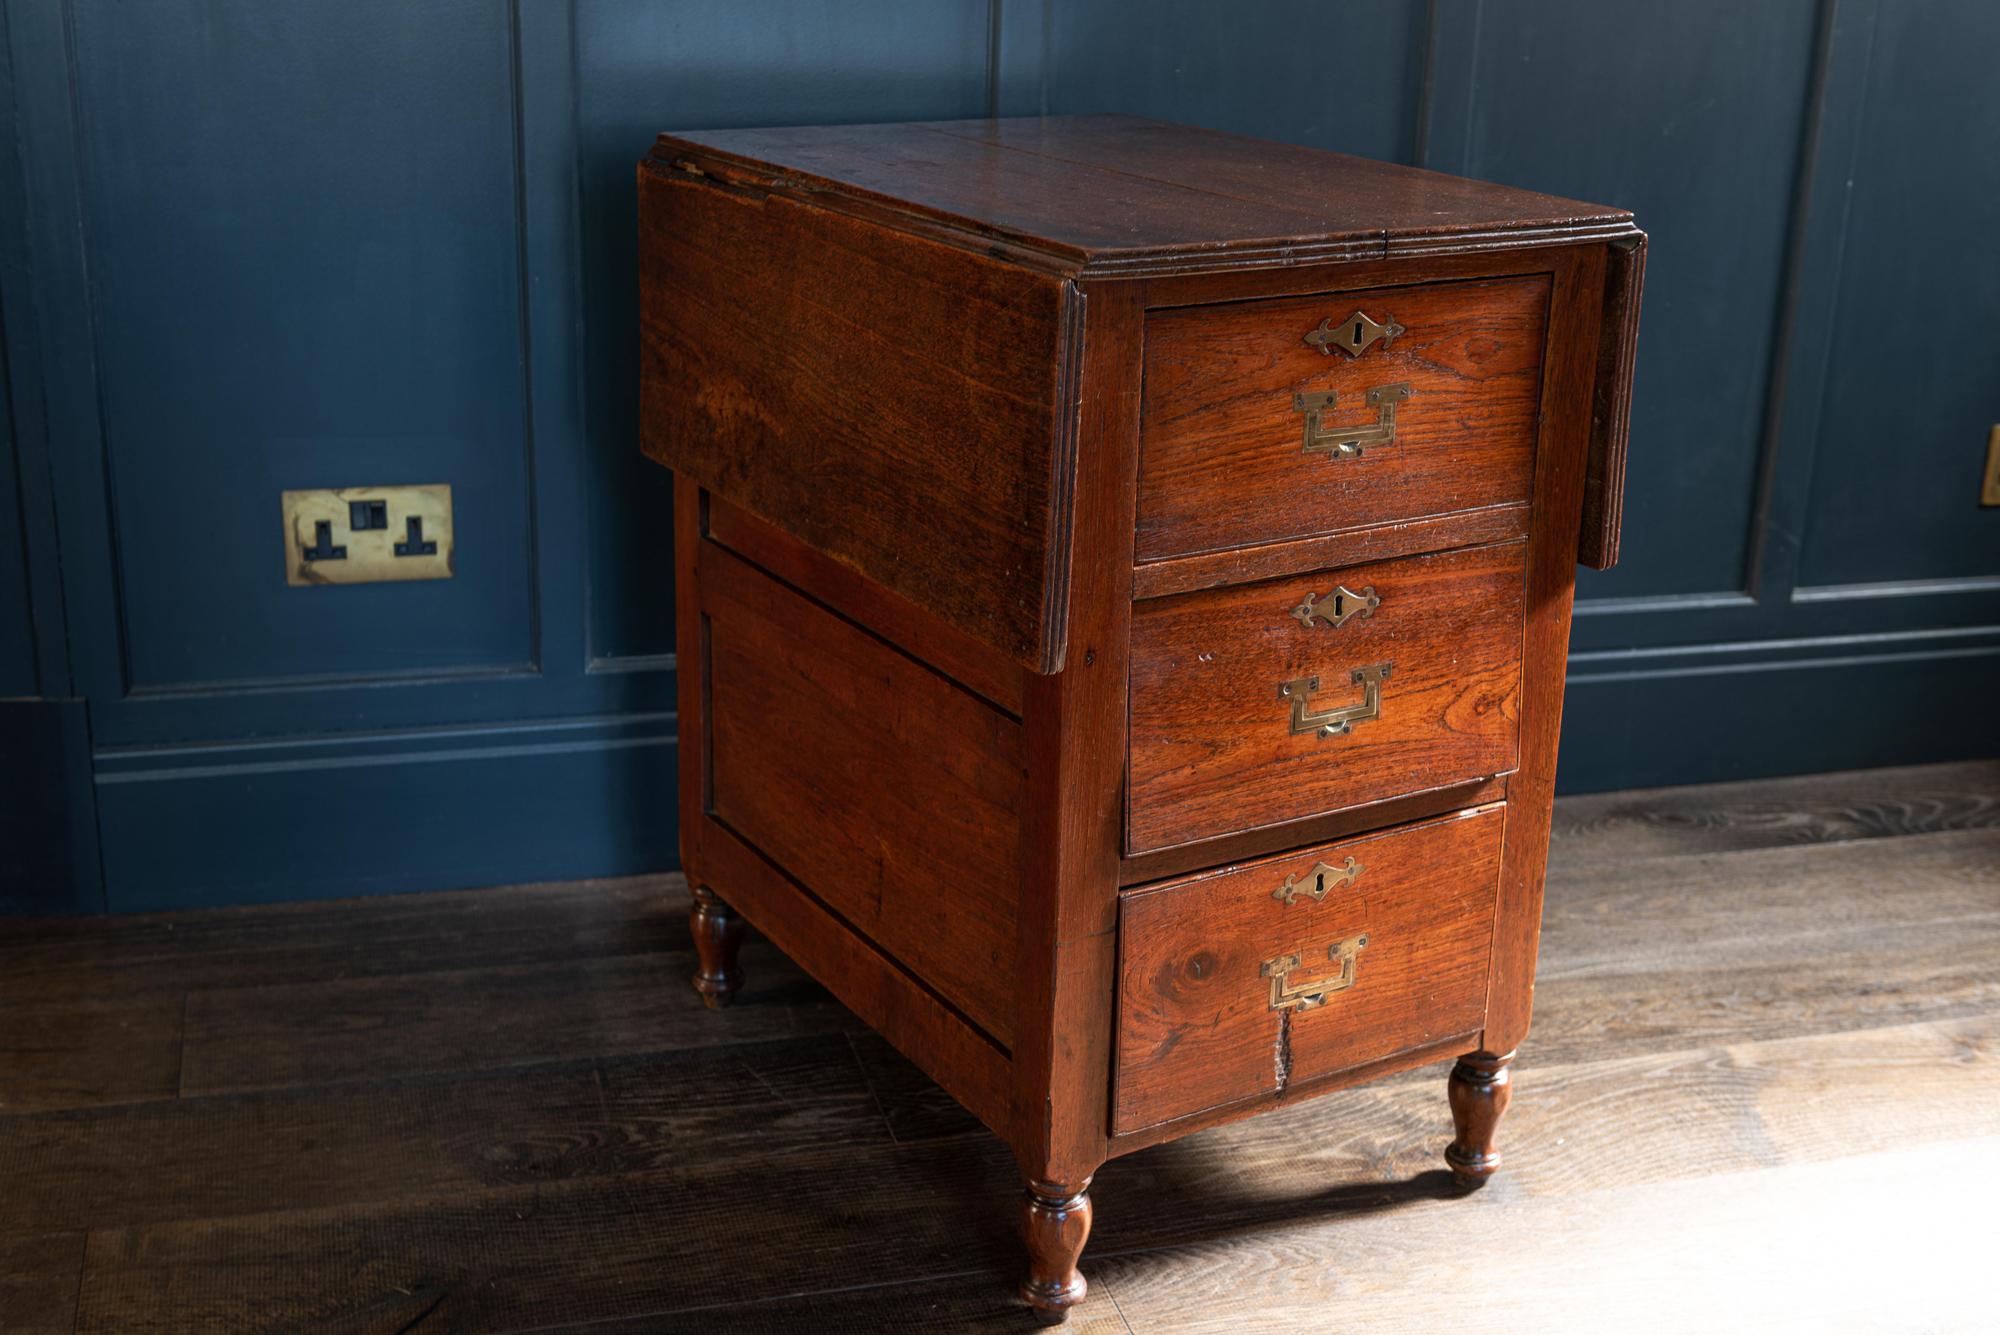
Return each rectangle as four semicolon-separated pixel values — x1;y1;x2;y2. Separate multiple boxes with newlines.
697;535;1027;1049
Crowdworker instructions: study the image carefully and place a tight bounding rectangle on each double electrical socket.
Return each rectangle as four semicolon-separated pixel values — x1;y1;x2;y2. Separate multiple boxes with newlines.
281;484;454;586
1984;426;2000;508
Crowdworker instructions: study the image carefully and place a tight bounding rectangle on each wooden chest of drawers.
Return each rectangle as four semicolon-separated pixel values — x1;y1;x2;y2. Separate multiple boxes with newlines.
638;114;1645;1322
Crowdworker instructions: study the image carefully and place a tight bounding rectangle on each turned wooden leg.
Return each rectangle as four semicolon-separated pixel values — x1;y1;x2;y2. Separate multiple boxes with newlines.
1445;1051;1515;1187
688;885;745;1008
1019;1177;1092;1324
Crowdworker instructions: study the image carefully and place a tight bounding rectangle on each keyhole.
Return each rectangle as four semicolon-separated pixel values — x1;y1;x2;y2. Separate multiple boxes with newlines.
1351;323;1362;346
1330;593;1345;620
1313;870;1327;898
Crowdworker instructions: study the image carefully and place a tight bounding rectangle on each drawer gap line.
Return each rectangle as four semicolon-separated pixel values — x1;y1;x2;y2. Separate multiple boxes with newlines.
705;534;1025;722
709;811;1015;1059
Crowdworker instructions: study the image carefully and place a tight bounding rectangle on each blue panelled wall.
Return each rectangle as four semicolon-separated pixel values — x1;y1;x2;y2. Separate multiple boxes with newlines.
3;1;1996;914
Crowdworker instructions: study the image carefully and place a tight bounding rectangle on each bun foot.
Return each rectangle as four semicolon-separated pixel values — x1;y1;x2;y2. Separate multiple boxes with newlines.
689;885;745;1008
1445;1051;1514;1188
1019;1178;1092;1323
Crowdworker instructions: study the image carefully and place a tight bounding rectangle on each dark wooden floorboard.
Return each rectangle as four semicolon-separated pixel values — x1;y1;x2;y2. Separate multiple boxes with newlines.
0;1038;900;1237
58;1011;2000;1332
176;938;846;1096
70;1137;1025;1333
0;875;677;960
0;760;1994;1332
1525;827;2000;1065
0;879;690;1027
846;1029;988;1144
1549;757;2000;861
0;997;186;1114
516;1274;1139;1334
0;1232;83;1334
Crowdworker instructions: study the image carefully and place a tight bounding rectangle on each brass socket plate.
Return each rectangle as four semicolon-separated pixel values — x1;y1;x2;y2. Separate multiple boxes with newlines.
281;484;454;586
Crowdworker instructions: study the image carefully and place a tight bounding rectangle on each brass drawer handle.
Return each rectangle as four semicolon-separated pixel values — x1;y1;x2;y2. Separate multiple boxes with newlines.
1262;934;1369;1012
1293;382;1411;460
1279;663;1391;738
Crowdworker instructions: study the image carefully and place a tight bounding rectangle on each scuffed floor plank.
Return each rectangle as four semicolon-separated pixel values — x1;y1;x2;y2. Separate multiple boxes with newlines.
63;1015;2000;1331
0;876;702;1016
0;1232;85;1334
71;1138;1021;1333
1550;758;2000;862
515;1273;1138;1335
1;761;1995;1331
0;996;185;1113
0;1037;891;1236
176;939;846;1095
1081;1014;2000;1256
1095;1138;2000;1334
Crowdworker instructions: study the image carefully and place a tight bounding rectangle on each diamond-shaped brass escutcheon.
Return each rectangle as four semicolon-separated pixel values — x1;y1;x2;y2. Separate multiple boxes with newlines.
1304;310;1406;358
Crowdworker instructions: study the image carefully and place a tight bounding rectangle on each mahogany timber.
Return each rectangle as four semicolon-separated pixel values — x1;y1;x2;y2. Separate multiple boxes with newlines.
686;886;743;1009
1129;504;1530;601
655;115;1639;277
1019;1179;1093;1322
1137;275;1549;563
700;541;1023;1047
637;156;1081;675
668;473;708;943
1113;807;1504;1135
1482;245;1607;1062
705;496;1025;717
635;116;1645;1323
1006;285;1146;1314
1117;775;1509;888
1105;1029;1480;1158
696;814;1013;1136
1127;542;1527;855
1582;237;1649;569
673;473;1012;1137
1445;1051;1516;1187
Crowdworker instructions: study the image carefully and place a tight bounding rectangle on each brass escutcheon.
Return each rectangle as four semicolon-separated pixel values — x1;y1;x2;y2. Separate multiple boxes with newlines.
1292;585;1379;630
1271;856;1364;907
1305;310;1405;358
1293;383;1412;460
1261;935;1370;1012
1279;663;1391;738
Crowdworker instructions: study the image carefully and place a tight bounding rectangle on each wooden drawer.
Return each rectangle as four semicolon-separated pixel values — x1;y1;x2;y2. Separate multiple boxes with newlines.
1127;541;1526;856
1114;806;1504;1135
1136;275;1550;564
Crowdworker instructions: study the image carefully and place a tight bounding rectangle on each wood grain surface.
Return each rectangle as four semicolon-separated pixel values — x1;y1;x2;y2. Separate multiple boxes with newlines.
658;116;1639;277
1114;807;1503;1134
1137;275;1549;563
638;158;1078;674
2;760;1992;1333
706;495;1026;717
702;541;1024;1047
1580;235;1647;569
1007;282;1145;1208
1127;542;1526;854
1478;242;1603;1062
1549;757;2000;861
